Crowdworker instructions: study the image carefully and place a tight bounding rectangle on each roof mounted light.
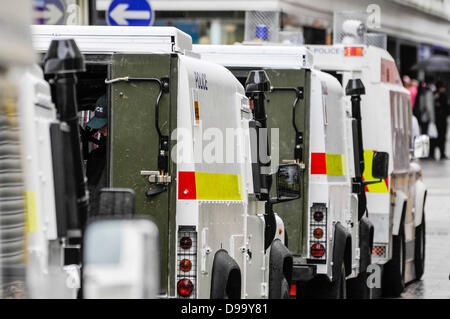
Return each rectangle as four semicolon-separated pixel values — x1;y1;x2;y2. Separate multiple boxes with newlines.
344;46;364;57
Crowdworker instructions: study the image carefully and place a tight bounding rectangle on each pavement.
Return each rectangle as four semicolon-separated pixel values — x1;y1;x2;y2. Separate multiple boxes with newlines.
398;133;450;299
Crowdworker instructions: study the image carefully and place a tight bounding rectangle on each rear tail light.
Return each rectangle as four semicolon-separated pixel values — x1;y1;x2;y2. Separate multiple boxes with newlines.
179;259;192;272
177;226;197;298
344;46;364;57
311;243;326;258
290;284;297;297
180;237;192;250
313;211;324;222
309;203;327;260
177;279;194;297
313;228;324;239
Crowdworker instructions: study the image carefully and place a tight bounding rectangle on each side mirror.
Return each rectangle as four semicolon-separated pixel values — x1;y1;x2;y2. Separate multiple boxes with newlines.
275;163;301;202
372;151;389;180
414;135;430;159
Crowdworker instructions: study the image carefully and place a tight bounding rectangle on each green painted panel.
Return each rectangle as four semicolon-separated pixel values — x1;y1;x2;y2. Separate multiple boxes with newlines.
109;54;174;294
265;69;311;256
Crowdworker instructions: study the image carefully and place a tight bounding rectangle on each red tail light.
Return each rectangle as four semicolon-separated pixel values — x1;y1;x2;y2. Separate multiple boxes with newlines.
177;226;197;298
180;236;192;250
177;279;194;297
311;243;326;258
290;284;297;296
344;47;364;57
310;203;327;260
313;211;324;222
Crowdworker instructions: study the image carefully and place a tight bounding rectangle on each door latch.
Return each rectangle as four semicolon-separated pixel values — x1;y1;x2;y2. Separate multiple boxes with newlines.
140;170;171;199
140;170;172;184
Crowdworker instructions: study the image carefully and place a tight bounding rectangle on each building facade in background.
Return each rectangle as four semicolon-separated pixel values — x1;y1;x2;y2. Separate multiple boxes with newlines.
35;0;450;77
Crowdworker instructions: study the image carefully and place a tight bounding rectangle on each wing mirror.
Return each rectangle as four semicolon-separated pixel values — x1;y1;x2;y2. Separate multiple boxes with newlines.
364;151;389;187
363;152;389;185
273;163;301;203
414;135;430;159
372;151;389;179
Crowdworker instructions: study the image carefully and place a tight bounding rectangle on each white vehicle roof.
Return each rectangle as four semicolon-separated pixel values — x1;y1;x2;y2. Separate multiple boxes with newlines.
0;0;35;66
193;44;313;69
31;25;192;55
308;44;407;93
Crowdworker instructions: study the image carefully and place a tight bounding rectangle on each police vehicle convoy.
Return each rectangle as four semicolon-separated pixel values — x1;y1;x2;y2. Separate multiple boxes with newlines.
193;44;390;298
1;3;428;300
1;1;160;299
308;15;429;297
32;25;298;299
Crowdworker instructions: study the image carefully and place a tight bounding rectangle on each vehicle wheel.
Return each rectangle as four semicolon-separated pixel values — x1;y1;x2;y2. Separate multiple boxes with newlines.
382;225;406;297
347;236;372;299
414;215;426;280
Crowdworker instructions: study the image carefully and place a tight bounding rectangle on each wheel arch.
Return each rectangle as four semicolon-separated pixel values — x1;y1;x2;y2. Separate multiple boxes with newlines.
210;249;241;299
414;180;427;227
392;191;408;236
268;238;293;299
333;222;352;279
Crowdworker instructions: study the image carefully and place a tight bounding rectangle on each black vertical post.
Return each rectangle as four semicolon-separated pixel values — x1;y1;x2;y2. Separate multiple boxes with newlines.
346;79;367;220
88;0;97;25
245;70;276;250
44;39;88;230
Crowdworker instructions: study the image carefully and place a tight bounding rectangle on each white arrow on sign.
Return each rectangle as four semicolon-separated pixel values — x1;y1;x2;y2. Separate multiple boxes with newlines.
35;4;64;24
110;4;151;25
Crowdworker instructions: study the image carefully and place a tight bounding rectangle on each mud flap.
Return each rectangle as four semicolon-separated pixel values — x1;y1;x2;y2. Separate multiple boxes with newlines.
414;181;427;227
333;222;352;279
347;217;373;299
268;239;293;299
210;249;241;299
393;190;407;236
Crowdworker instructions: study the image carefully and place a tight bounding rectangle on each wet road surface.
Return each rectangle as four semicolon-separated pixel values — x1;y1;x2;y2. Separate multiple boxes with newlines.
398;140;450;298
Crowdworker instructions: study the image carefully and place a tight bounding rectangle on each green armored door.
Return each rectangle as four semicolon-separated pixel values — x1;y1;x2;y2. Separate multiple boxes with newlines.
265;68;311;257
108;53;178;295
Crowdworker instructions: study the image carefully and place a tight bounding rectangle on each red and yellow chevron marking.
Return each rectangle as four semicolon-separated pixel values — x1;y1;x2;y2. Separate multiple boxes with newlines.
363;150;389;193
311;153;345;176
178;171;243;201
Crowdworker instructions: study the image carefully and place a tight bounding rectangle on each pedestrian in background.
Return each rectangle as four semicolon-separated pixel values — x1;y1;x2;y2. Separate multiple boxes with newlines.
414;80;435;137
403;75;418;108
410;79;419;108
431;81;449;159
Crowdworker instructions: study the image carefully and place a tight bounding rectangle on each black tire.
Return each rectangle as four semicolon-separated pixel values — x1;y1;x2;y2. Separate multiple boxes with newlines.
414;215;426;280
382;225;406;297
346;266;370;299
335;262;347;299
347;235;372;299
302;260;346;299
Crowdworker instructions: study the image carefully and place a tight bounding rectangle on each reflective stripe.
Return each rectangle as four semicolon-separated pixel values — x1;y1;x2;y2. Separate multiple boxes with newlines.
178;171;243;201
24;191;38;233
311;152;345;176
326;153;344;176
363;150;389;193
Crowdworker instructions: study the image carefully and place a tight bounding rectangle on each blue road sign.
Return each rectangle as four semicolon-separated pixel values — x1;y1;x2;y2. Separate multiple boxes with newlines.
107;0;154;26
